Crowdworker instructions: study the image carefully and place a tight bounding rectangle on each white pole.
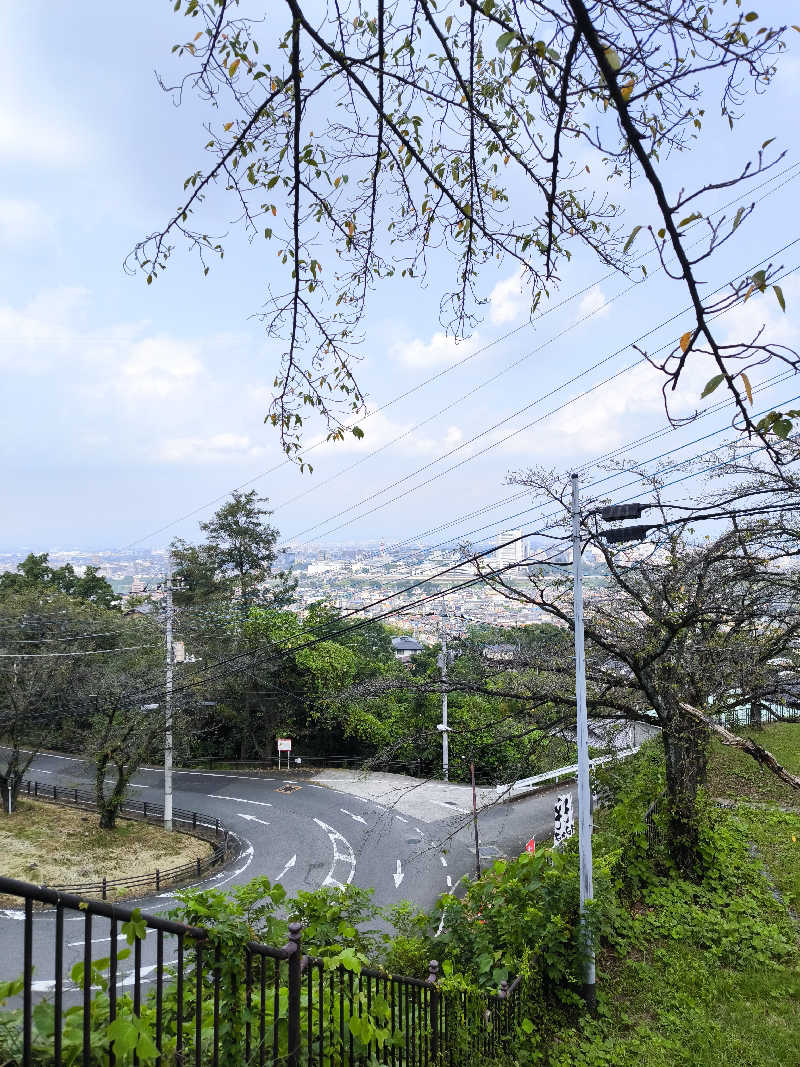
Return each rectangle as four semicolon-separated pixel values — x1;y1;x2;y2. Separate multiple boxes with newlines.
440;608;449;782
571;472;596;1008
164;556;174;832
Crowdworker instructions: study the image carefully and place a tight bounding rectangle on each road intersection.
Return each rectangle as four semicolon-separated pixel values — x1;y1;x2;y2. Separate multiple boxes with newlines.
0;750;565;991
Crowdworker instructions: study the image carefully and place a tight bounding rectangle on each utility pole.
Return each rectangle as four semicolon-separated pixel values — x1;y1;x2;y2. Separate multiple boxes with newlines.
470;759;481;880
571;473;596;1009
437;604;449;781
164;555;174;832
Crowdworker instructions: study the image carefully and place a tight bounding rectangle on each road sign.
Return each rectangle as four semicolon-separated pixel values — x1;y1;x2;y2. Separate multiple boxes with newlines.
554;793;575;847
277;737;292;771
525;837;536;854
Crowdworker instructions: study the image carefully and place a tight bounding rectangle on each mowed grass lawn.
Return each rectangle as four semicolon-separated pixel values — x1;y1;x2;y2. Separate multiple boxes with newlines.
0;799;211;899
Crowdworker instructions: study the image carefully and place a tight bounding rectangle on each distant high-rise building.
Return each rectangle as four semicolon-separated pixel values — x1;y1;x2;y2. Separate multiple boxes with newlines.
494;529;524;566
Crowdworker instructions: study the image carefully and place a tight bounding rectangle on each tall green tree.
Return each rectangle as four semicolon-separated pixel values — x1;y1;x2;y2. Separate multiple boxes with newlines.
0;554;116;609
171;491;295;612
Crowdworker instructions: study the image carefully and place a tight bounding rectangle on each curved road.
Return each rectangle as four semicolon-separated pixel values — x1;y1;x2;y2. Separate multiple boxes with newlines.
2;750;520;991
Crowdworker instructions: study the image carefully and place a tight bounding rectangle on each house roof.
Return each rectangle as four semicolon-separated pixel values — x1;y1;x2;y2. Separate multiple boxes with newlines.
391;636;424;652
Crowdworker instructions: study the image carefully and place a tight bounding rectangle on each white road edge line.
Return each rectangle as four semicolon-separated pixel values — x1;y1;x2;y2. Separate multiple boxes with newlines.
340;808;367;825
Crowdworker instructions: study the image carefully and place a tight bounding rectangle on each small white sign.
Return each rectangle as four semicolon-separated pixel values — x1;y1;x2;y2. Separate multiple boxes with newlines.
554;793;575;847
277;738;292;752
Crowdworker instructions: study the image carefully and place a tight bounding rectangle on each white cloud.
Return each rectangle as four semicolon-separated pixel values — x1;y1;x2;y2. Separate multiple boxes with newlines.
720;275;800;352
489;270;528;324
0;199;52;245
121;337;203;398
577;285;611;321
391;331;479;369
0;287;91;369
311;410;465;460
156;433;266;464
0;108;91;170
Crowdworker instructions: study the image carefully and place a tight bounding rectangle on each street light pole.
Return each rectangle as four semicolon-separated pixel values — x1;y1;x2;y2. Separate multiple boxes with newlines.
571;472;596;1009
438;605;449;781
164;555;174;833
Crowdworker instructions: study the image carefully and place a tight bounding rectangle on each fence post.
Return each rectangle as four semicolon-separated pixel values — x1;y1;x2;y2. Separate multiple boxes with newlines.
215;818;219;838
192;812;197;830
27;781;30;796
196;857;201;876
74;788;78;803
53;785;57;800
286;922;303;1067
427;960;440;1063
156;869;160;892
102;877;107;901
143;802;148;819
34;782;38;797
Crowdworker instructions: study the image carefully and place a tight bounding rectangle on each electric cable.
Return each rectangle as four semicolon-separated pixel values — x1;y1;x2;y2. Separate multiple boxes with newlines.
121;161;800;549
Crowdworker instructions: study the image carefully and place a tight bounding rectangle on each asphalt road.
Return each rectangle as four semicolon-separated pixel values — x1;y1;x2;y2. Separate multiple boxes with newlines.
0;751;563;992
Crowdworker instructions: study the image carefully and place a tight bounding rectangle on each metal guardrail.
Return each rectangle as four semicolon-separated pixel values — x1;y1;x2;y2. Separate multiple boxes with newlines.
18;779;239;900
495;746;641;800
0;877;525;1067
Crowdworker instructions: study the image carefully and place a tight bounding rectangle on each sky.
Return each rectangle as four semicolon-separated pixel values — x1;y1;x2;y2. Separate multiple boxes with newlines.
2;2;800;553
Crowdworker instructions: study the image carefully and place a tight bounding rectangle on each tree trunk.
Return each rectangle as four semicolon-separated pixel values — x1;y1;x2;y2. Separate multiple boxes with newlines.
661;709;710;878
95;755;120;830
749;697;763;731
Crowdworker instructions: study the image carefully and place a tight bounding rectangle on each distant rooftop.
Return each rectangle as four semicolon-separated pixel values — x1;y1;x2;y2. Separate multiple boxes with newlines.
391;636;424;652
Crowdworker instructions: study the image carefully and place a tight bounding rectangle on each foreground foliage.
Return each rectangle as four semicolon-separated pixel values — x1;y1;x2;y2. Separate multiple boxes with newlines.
1;734;797;1064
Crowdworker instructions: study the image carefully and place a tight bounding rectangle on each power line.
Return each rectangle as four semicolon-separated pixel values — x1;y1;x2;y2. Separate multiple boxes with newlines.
121;162;800;550
0;645;158;659
285;248;800;546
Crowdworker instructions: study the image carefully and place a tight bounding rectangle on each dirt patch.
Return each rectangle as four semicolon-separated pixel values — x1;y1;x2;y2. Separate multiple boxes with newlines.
0;800;212;902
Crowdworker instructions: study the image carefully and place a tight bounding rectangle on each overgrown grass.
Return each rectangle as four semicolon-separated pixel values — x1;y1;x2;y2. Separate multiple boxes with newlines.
510;733;800;1066
706;721;800;806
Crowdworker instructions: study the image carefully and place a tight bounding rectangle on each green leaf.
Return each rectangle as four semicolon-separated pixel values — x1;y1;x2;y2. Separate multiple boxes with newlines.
701;374;725;398
496;30;516;51
351;426;365;439
521;1017;534;1035
744;12;758;21
623;225;642;253
773;284;786;312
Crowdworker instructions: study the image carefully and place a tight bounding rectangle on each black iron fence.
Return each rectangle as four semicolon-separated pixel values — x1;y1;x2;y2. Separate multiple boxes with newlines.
18;780;239;899
0;877;524;1066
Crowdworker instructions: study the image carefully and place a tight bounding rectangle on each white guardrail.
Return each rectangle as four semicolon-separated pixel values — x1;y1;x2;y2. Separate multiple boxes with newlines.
495;747;640;801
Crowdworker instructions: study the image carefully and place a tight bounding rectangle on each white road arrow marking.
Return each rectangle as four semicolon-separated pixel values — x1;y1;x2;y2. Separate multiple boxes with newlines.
236;813;270;827
208;794;272;808
313;818;356;888
340;808;367;825
276;854;297;882
393;860;404;888
440;855;448;867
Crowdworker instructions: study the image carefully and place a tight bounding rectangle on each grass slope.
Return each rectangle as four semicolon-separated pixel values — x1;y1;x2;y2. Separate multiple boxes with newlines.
543;725;800;1067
